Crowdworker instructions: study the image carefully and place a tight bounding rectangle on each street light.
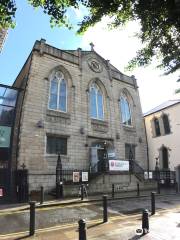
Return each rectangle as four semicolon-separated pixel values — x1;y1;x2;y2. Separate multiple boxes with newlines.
103;141;108;172
129;145;134;173
56;152;63;199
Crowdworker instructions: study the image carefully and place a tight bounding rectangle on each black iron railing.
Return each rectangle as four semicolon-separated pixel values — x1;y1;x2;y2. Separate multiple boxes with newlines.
153;170;176;181
130;160;144;181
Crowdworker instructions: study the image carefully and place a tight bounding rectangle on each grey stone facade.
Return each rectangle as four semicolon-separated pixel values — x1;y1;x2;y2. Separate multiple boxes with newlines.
13;39;148;193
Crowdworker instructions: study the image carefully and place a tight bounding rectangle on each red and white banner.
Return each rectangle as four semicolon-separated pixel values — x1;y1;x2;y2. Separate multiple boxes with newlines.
109;160;129;171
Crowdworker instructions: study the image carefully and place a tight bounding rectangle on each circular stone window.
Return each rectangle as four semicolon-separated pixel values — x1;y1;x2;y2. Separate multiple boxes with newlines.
88;58;103;73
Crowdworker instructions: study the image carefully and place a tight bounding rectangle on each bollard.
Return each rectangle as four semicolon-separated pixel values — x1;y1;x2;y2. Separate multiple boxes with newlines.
175;182;178;193
137;182;140;196
112;184;115;199
29;201;36;236
40;186;44;204
151;192;156;215
142;209;149;235
157;182;160;194
103;195;108;223
78;219;87;240
81;184;84;201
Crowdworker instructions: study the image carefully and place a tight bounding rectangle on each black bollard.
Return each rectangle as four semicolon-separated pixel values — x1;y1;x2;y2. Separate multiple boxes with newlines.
81;184;84;201
137;182;140;196
175;182;178;193
29;201;36;236
103;195;108;223
151;192;156;215
78;219;87;240
142;209;149;235
157;182;160;194
40;186;44;204
112;184;115;199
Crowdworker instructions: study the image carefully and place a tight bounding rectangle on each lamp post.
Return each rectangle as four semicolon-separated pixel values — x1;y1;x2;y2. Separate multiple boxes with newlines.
56;152;63;199
103;141;108;172
129;145;134;173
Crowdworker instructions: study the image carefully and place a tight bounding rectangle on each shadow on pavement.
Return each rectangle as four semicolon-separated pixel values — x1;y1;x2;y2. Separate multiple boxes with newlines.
88;221;104;229
15;234;30;240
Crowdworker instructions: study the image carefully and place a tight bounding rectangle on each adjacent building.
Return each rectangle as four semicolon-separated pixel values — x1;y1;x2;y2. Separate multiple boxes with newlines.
144;100;180;185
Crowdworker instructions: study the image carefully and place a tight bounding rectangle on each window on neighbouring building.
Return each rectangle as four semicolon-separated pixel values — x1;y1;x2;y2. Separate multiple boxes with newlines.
162;146;169;169
162;114;170;134
46;136;67;155
154;118;161;136
49;71;67;112
120;96;132;126
90;83;104;120
125;144;135;160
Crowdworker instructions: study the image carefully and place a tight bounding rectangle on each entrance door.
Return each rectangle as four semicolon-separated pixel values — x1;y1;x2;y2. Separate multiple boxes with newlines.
162;147;169;169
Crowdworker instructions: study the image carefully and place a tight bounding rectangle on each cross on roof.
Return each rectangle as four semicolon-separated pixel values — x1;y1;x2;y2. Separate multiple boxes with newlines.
90;42;95;51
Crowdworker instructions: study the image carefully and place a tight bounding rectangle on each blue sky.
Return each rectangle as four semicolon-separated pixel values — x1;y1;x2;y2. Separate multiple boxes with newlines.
0;0;179;112
0;0;83;85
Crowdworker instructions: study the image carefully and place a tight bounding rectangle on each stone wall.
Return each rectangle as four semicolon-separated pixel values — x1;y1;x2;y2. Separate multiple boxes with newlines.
16;39;148;192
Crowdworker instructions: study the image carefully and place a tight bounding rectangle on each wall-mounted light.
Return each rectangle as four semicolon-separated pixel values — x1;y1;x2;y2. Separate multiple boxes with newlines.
80;127;85;135
116;133;120;139
36;120;44;128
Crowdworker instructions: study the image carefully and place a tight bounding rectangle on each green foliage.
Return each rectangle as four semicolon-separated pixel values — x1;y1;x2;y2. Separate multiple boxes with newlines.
0;0;180;75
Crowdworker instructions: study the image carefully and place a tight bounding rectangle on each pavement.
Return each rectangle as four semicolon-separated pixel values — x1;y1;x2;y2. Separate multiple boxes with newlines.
0;191;180;239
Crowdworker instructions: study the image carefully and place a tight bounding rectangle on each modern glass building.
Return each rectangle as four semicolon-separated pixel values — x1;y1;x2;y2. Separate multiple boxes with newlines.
0;84;19;202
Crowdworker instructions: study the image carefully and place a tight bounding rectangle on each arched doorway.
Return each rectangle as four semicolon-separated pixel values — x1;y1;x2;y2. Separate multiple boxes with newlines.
162;146;169;169
90;140;114;173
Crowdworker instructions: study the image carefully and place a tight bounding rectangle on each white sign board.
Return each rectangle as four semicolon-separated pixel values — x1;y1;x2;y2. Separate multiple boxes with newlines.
73;172;80;183
109;160;129;171
144;171;148;180
149;172;153;179
82;172;88;182
0;188;3;197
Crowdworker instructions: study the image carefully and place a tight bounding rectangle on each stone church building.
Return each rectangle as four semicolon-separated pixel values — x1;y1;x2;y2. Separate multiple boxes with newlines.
12;39;148;196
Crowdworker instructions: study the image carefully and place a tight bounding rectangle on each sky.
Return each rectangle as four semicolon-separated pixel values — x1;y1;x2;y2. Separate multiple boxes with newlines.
0;0;179;113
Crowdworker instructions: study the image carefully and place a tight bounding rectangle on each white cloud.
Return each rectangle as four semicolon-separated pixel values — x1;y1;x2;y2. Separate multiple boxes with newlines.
80;19;180;112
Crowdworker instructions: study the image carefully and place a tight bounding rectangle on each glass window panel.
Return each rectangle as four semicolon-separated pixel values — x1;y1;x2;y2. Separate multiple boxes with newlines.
120;97;131;125
90;88;97;118
0;105;14;126
49;80;58;109
97;90;104;119
0;87;18;107
47;136;67;155
120;98;126;124
59;79;67;112
154;118;161;136
163;115;170;134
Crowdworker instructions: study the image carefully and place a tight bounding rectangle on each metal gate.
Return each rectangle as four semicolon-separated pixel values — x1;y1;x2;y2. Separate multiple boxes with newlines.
0;169;9;203
16;169;29;203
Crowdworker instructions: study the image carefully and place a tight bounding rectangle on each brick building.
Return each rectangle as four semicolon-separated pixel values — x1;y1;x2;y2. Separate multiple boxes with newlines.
12;39;148;197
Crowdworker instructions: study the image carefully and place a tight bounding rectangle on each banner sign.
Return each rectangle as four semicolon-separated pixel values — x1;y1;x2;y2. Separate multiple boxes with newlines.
109;160;129;171
0;188;3;197
0;126;11;148
73;172;80;183
82;172;88;182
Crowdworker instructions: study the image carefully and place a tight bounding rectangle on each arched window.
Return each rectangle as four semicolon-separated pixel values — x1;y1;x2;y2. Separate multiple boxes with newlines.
120;96;132;125
162;114;170;134
154;118;161;136
90;83;104;120
49;71;67;112
162;146;169;169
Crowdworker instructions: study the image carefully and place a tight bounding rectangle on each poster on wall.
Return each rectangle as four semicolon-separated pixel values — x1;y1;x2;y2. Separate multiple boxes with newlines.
73;172;80;183
82;172;88;182
109;160;129;171
0;126;11;148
